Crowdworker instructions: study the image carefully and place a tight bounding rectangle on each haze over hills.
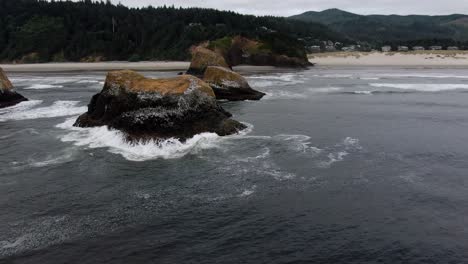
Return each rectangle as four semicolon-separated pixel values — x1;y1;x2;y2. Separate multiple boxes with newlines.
290;8;468;45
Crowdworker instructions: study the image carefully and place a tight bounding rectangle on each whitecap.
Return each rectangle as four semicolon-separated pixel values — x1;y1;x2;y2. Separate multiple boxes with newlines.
263;90;305;100
318;151;349;168
0;101;86;121
369;83;468;92
25;84;64;90
239;185;256;197
0;234;31;250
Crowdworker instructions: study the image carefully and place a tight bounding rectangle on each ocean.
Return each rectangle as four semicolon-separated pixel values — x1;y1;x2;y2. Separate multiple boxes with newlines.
1;66;468;263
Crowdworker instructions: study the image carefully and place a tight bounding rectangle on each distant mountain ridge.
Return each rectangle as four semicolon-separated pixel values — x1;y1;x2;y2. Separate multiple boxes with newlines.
290;9;468;43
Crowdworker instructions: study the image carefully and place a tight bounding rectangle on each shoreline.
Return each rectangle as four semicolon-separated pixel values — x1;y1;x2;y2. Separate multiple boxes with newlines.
3;53;468;73
309;51;468;67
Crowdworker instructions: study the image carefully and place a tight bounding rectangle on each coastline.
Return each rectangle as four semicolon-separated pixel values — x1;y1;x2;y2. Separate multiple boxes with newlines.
309;51;468;67
3;52;468;73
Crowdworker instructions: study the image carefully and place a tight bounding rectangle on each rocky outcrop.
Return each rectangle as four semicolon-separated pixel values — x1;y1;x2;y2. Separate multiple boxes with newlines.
0;68;27;108
226;36;312;68
186;46;229;76
74;70;246;141
206;36;312;68
203;66;265;101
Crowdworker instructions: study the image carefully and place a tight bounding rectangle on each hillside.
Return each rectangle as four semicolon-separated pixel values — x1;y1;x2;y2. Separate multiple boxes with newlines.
290;9;468;44
0;0;343;63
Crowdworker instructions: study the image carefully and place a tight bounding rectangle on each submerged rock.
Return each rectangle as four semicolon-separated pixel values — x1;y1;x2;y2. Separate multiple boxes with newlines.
203;66;265;101
74;70;246;141
186;46;229;76
0;68;27;108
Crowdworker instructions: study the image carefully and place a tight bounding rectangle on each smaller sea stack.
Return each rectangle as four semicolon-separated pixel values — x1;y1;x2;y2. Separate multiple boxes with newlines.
203;66;265;101
0;68;27;108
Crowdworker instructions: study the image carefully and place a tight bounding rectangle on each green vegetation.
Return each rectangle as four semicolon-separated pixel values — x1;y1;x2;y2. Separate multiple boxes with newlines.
290;9;468;48
0;0;343;63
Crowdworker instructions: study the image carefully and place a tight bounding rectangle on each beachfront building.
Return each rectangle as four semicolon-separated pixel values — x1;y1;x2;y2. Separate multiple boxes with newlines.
342;45;357;52
447;46;459;50
325;45;336;52
307;45;321;53
381;46;392;52
398;46;409;52
412;46;425;51
429;46;443;50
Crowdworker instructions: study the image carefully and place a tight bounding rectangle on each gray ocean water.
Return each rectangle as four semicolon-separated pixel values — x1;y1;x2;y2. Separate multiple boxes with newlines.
1;66;468;263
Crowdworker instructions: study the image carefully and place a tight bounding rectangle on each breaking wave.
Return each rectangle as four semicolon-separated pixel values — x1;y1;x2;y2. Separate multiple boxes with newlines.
25;84;64;90
0;101;86;121
56;117;252;161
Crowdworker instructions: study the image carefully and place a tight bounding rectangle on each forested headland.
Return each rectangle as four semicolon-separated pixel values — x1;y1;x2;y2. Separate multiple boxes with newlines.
0;0;343;63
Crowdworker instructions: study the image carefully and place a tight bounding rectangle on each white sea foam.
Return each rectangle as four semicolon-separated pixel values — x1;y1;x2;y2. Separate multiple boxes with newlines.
76;80;100;84
352;90;373;95
25;84;64;89
263;90;305;100
248;73;306;87
318;151;349;168
380;73;468;79
369;83;468;92
309;87;343;93
0;100;43;114
0;101;86;121
359;77;380;80
239;185;257;197
56;117;252;161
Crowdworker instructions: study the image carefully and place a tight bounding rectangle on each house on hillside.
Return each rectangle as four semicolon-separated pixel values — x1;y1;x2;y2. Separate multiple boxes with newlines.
398;46;409;52
447;46;459;51
381;46;392;52
429;46;443;50
412;46;425;51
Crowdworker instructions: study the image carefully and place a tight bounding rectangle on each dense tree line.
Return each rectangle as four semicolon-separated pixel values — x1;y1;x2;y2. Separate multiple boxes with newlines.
0;0;343;62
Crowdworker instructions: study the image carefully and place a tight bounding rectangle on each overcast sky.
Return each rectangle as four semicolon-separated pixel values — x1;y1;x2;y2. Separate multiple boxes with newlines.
107;0;468;16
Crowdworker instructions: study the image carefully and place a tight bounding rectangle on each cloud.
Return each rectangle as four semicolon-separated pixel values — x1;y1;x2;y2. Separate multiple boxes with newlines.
108;0;468;16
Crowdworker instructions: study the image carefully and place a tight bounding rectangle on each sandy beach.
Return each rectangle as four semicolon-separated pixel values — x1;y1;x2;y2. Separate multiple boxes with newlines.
0;61;190;72
309;51;468;67
3;52;468;72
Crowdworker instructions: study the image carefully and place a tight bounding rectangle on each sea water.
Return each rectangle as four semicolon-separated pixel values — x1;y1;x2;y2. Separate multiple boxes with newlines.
1;67;468;263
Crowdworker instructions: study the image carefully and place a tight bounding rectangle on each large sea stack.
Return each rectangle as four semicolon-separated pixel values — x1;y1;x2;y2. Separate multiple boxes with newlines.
0;68;27;108
211;36;312;68
203;66;265;101
74;70;246;141
186;46;229;76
